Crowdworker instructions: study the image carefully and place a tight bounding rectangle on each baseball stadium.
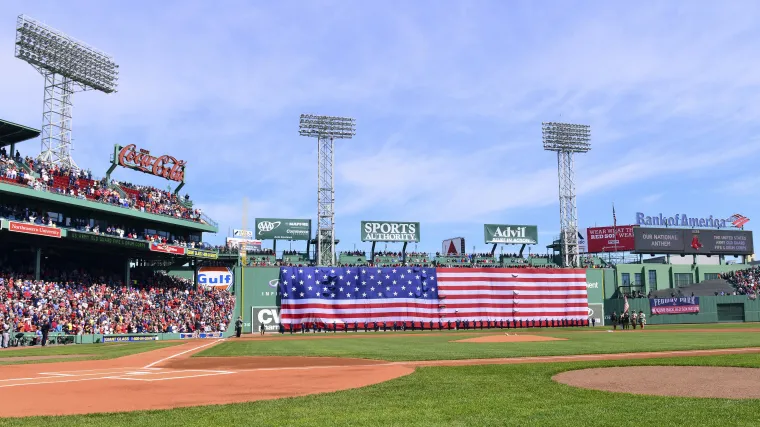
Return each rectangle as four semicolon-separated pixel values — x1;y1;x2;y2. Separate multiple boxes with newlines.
2;7;760;427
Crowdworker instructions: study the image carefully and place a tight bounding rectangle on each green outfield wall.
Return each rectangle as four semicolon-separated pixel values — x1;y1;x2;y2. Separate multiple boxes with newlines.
234;266;280;333
604;294;760;324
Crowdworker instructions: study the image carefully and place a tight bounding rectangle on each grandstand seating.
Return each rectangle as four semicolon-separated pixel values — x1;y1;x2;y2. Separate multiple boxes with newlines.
0;271;235;335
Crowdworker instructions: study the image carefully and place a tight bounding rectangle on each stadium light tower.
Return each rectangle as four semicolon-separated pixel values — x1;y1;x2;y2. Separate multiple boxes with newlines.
542;122;591;268
14;14;119;169
299;114;356;266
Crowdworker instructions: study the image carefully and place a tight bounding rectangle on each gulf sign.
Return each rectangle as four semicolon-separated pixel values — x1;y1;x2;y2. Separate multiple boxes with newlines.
198;267;233;290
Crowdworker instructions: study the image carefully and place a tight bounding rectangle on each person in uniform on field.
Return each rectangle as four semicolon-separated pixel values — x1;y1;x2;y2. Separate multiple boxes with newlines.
639;311;646;329
235;316;243;338
631;312;637;330
610;311;618;331
259;322;265;335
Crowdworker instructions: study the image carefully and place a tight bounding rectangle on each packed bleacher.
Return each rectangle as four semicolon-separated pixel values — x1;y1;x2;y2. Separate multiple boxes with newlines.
0;268;235;339
0;203;206;249
721;267;760;295
0;149;206;224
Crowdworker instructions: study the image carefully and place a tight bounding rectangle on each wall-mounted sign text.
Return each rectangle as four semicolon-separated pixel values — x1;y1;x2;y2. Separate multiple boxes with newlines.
117;144;186;182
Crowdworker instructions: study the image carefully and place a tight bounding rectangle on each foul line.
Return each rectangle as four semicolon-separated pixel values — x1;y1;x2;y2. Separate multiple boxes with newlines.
144;339;225;369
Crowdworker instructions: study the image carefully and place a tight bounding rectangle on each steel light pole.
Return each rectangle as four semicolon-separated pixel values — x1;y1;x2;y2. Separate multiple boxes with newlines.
15;15;119;169
542;122;591;268
299;114;356;266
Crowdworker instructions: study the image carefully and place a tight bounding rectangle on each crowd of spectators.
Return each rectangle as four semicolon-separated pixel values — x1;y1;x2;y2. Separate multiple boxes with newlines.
340;250;366;257
0;150;207;224
0;203;205;249
721;267;760;295
0;269;234;341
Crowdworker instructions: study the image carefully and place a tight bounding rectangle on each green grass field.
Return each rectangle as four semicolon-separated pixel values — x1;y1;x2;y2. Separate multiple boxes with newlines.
0;342;180;366
4;352;760;427
198;328;760;361
2;324;760;426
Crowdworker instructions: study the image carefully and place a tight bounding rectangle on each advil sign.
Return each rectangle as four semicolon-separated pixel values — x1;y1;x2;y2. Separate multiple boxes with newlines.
116;144;186;182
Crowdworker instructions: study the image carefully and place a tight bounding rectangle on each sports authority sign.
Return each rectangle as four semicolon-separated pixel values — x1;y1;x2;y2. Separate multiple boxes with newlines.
361;221;420;242
484;224;538;244
255;218;311;241
115;144;186;182
586;225;635;253
8;221;62;238
252;307;281;333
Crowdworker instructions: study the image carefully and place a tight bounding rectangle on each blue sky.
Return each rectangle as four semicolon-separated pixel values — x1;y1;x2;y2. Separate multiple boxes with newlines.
1;1;759;254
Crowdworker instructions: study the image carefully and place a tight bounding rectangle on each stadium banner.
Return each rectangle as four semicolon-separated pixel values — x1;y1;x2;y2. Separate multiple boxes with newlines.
149;242;186;255
252;307;281;333
68;230;149;249
198;267;233;290
179;332;224;339
255;218;311;241
361;221;420;242
233;229;253;238
586;225;635;253
634;228;753;255
650;297;700;315
185;248;218;259
442;237;465;255
226;237;262;251
278;267;588;324
682;229;754;255
8;221;62;238
115;143;186;182
484;224;538;244
102;334;159;343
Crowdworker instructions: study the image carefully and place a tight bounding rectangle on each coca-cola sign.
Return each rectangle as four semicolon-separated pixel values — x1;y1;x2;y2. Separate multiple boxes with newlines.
117;144;186;182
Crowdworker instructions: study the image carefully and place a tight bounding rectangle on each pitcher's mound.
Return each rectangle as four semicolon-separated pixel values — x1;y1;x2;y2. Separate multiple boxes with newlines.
454;334;566;343
554;366;760;399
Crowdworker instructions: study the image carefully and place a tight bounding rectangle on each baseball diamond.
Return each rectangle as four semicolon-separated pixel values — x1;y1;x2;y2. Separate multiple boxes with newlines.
1;3;759;426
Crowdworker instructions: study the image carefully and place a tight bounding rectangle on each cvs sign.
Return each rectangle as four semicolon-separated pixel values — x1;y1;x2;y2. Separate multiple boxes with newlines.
198;267;233;290
253;307;281;333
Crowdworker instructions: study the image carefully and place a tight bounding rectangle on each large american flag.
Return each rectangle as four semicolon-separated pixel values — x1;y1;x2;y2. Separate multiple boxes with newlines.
279;267;588;324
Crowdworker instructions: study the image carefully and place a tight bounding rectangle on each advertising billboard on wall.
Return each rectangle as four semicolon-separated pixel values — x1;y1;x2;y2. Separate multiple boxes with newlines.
198;267;233;290
255;218;311;241
586;225;635;253
634;227;754;255
226;237;262;252
483;225;538;244
361;221;420;242
442;237;465;255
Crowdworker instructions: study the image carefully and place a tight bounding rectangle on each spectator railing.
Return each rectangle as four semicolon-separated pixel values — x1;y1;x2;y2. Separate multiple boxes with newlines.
0;177;217;227
200;211;218;228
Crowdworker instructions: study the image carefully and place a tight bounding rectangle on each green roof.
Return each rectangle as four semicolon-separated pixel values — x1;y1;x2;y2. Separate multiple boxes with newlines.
0;119;40;146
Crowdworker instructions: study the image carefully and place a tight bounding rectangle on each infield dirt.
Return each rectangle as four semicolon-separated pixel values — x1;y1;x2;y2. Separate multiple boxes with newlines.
2;338;760;416
554;366;760;399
